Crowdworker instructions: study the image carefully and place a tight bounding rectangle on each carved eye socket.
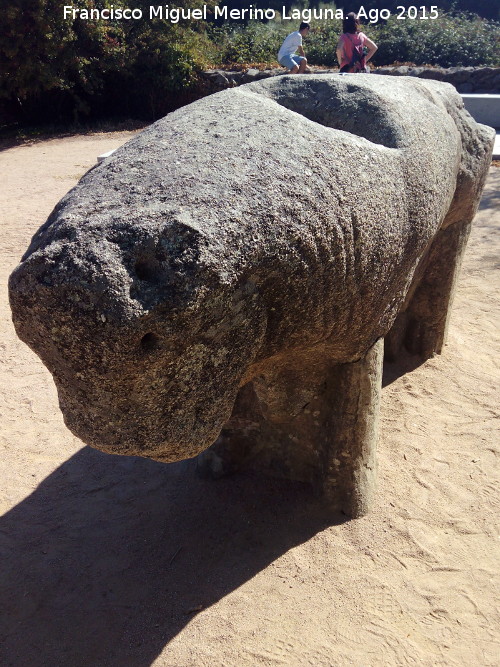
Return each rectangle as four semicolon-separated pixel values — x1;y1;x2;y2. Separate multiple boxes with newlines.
140;332;160;352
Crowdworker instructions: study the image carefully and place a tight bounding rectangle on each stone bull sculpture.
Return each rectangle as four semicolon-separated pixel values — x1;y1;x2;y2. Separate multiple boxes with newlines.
9;75;494;517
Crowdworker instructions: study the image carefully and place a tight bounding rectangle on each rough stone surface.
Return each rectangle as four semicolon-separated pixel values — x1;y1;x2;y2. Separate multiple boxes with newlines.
9;75;494;516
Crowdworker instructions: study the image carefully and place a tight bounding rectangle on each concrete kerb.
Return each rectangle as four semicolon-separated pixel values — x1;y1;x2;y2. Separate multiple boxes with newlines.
461;94;500;130
493;134;500;160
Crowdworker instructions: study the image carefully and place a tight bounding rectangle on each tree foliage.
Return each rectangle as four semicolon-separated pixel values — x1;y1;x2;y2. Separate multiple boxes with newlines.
1;1;123;113
0;0;213;122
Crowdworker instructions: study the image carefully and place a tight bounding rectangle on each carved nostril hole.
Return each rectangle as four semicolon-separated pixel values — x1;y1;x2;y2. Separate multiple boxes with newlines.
135;260;157;282
140;332;160;352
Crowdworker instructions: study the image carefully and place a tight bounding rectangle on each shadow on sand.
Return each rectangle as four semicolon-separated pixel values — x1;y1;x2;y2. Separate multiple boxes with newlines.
0;447;341;666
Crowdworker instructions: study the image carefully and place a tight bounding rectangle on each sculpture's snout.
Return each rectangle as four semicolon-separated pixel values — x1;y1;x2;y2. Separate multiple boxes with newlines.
9;231;267;461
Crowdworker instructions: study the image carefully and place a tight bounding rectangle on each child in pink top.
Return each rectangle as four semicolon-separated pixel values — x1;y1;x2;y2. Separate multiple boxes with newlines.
337;12;378;73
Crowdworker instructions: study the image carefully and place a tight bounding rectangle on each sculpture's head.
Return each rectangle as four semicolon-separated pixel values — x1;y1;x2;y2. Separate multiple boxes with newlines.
9;213;267;461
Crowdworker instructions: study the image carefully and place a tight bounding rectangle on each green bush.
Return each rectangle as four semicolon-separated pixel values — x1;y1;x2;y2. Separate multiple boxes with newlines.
121;18;214;118
209;21;288;65
373;12;500;67
306;21;343;66
209;9;500;69
0;0;125;119
0;0;213;123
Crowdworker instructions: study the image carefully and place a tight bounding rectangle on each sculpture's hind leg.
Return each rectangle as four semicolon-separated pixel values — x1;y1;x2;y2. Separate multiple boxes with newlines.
385;219;472;362
197;338;384;518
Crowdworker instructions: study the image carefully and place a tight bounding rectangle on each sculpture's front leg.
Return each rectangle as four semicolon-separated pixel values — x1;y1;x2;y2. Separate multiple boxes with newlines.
197;338;384;518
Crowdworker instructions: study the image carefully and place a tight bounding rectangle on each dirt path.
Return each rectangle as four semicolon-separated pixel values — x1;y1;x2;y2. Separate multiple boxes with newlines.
0;134;498;666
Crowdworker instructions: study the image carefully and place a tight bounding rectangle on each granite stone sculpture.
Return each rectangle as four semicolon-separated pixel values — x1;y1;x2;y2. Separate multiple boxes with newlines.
9;75;494;517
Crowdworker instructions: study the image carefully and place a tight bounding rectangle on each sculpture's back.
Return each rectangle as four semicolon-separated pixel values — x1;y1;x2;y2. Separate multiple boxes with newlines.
9;75;494;516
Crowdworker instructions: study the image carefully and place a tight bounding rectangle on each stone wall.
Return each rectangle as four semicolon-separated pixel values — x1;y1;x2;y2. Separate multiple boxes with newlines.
373;66;500;93
202;66;500;94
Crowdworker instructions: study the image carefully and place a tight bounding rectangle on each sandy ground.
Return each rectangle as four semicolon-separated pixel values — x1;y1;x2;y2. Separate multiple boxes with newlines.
0;133;498;667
